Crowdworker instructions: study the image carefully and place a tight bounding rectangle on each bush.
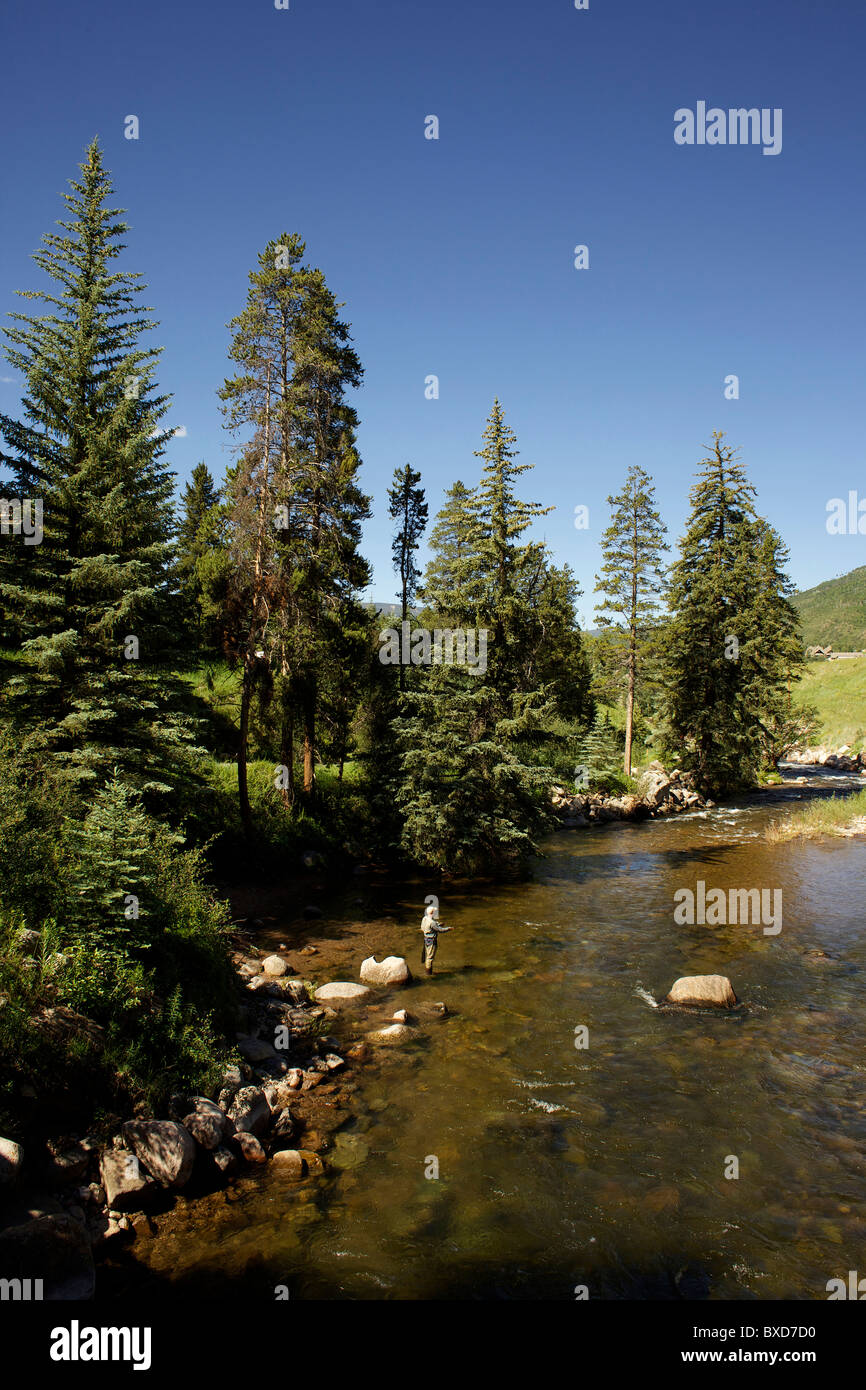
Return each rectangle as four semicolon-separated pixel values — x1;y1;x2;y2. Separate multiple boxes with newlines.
0;761;239;1128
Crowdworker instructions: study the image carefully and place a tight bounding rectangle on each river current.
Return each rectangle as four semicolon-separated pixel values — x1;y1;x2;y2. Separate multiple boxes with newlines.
123;769;866;1300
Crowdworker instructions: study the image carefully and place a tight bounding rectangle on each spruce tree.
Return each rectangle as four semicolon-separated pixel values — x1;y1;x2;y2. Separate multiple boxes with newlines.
574;712;625;792
0;140;191;799
387;463;427;690
472;400;552;705
219;238;370;816
594;465;668;774
417;480;480;625
394;668;552;874
176;462;223;654
661;433;804;793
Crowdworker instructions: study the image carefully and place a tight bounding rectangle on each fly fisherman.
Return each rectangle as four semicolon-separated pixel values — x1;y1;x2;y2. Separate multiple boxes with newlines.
420;901;451;975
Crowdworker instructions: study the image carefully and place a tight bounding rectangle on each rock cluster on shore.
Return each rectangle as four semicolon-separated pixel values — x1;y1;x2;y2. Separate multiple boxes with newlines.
0;936;439;1294
551;763;710;825
785;745;866;772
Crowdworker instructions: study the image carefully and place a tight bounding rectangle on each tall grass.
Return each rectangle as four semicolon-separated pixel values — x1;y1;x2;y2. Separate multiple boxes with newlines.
765;787;866;842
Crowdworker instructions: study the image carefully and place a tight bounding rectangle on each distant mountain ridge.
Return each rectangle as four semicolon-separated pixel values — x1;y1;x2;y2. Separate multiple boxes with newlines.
793;566;866;651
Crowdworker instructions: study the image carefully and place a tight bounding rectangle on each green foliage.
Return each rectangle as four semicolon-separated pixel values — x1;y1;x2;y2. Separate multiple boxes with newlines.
574;712;628;792
0;139;194;800
660;433;805;794
594;464;668;772
0;750;236;1124
394;669;553;875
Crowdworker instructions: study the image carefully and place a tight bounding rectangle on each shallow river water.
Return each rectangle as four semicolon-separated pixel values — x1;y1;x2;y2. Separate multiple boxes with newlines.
125;770;866;1300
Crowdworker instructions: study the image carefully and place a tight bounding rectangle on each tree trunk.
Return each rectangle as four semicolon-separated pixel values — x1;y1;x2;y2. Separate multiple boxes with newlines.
302;680;316;795
238;658;254;838
279;709;293;810
624;646;636;777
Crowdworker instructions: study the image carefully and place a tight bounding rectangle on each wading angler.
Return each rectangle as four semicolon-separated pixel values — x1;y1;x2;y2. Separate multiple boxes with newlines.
378;620;488;674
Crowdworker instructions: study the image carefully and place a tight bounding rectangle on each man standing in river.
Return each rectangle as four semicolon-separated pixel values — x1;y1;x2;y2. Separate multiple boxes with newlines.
420;901;451;975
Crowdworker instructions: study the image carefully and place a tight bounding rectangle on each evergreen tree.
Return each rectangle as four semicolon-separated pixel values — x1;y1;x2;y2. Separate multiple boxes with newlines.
574;711;625;792
417;480;480;625
472;399;553;705
387;463;427;689
219;237;370;820
176;462;224;654
394;668;552;874
0;140;192;798
661;433;804;793
282;266;370;794
594;465;668;774
388;463;427;622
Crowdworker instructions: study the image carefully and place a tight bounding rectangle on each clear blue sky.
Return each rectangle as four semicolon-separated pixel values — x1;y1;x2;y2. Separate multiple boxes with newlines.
2;0;864;623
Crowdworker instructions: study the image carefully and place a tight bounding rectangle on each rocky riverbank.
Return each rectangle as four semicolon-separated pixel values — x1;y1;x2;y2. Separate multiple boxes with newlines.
550;763;712;825
785;745;866;773
0;923;440;1298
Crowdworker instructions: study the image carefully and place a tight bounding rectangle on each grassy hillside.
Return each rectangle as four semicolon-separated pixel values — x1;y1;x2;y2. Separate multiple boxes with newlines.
794;655;866;751
793;566;866;651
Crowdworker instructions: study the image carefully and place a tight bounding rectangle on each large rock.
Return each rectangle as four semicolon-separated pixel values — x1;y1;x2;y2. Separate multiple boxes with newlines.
236;1034;280;1065
182;1111;224;1151
664;975;737;1009
262;954;289;977
314;981;370;1002
0;1136;23;1184
228;1085;271;1136
99;1149;153;1211
120;1120;196;1190
359;955;410;987
0;1213;95;1299
638;770;672;808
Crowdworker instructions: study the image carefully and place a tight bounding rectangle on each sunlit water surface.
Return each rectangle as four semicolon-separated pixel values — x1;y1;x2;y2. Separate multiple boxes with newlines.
124;771;866;1300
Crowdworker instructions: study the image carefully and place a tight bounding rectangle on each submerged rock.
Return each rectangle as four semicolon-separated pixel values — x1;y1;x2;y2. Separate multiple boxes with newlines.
270;1149;305;1180
365;1022;416;1046
314;982;370;1002
664;975;737;1009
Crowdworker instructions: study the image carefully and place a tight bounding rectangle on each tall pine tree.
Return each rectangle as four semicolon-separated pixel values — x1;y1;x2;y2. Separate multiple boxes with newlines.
661;433;804;793
594;465;668;774
0;140;191;799
387;463;427;689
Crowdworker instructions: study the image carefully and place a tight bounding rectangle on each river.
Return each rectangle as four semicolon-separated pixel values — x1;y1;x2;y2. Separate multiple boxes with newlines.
120;769;866;1300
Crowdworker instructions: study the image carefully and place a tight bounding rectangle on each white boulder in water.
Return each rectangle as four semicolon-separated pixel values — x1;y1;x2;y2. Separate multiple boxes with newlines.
314;982;370;1002
365;1022;416;1046
664;974;737;1009
359;955;410;986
